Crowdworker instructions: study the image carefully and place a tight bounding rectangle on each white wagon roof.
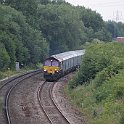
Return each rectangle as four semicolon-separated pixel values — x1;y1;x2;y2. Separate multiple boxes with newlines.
51;50;85;62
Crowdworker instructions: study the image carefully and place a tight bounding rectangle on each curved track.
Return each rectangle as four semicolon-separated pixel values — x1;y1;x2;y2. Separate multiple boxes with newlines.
0;71;87;124
37;81;70;124
0;70;41;124
0;70;40;91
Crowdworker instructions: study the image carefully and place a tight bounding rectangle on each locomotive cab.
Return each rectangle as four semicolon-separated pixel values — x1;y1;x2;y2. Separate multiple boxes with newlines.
43;57;61;81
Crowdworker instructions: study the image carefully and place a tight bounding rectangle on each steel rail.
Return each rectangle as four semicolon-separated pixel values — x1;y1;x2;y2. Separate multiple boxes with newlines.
37;81;70;124
50;82;70;124
37;81;53;124
0;69;41;91
4;70;41;124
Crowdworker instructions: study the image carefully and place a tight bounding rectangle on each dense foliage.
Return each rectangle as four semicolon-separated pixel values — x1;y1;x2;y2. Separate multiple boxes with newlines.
37;4;86;54
0;0;124;72
1;0;124;122
67;42;124;124
106;21;124;38
0;5;48;70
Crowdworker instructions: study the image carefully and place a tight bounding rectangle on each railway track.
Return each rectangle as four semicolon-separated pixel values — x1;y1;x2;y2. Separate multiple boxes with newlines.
37;81;70;124
0;71;87;124
0;70;41;124
0;70;41;91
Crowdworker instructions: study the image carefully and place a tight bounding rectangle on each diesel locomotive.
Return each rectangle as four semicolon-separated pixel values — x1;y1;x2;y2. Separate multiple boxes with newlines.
43;50;85;81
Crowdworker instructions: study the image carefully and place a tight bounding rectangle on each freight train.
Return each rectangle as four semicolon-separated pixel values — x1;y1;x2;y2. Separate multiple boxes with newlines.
43;50;85;81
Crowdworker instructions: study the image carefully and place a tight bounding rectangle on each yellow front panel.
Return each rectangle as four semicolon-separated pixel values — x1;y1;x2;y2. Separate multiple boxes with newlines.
44;66;60;74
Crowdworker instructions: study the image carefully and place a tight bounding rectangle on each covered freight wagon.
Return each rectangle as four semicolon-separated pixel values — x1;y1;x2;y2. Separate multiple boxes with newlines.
116;37;124;43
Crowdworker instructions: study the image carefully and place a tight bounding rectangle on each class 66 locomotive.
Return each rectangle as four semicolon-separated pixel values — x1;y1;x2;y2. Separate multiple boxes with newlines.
43;50;85;81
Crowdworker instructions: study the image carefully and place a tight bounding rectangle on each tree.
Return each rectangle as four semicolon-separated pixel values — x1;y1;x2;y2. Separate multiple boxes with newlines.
77;6;104;32
95;28;112;41
52;0;65;4
0;31;16;69
0;42;10;70
0;5;48;68
38;0;51;4
37;4;85;55
106;21;119;38
5;0;37;16
106;21;124;38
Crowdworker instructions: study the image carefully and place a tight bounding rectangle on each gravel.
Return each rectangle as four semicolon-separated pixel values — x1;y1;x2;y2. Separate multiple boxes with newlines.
8;73;50;124
52;74;88;124
1;72;88;124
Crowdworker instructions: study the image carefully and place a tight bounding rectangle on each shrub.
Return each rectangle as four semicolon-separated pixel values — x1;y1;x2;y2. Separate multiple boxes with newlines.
70;42;124;88
67;42;124;124
120;112;124;124
94;62;124;87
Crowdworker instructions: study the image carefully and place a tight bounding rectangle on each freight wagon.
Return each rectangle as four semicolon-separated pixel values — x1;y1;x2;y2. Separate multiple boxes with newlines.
116;37;124;43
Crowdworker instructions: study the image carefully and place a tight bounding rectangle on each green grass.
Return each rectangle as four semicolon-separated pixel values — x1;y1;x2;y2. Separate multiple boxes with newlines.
0;66;38;80
65;69;124;124
65;42;124;124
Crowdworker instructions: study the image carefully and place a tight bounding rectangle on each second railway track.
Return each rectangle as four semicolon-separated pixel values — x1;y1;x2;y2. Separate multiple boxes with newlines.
0;71;87;124
37;81;70;124
0;70;41;124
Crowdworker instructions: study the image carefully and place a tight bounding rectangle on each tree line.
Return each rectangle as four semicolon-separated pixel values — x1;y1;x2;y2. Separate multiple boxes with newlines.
0;0;124;71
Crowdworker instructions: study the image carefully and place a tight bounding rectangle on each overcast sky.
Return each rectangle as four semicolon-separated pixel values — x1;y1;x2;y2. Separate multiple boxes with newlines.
66;0;124;22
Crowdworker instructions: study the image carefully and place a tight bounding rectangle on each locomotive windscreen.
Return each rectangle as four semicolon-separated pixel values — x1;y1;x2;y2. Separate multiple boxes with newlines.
52;60;59;66
44;59;59;66
44;60;51;66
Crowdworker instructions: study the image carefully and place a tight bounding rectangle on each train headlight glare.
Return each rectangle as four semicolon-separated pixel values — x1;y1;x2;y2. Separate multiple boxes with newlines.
44;69;47;72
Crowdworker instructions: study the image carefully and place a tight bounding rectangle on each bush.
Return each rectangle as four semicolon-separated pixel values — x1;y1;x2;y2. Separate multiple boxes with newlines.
0;43;10;70
70;42;124;88
94;62;124;87
67;42;124;124
120;112;124;124
35;63;43;69
0;72;3;79
113;71;124;99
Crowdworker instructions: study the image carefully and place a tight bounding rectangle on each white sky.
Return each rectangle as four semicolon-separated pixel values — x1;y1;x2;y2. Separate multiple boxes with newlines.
66;0;124;22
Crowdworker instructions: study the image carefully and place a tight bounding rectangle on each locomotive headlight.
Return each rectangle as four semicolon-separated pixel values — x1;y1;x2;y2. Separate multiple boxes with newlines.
44;69;47;72
55;69;58;72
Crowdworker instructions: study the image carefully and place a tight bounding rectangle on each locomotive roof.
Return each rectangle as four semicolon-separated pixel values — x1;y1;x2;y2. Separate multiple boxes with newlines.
51;50;84;62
